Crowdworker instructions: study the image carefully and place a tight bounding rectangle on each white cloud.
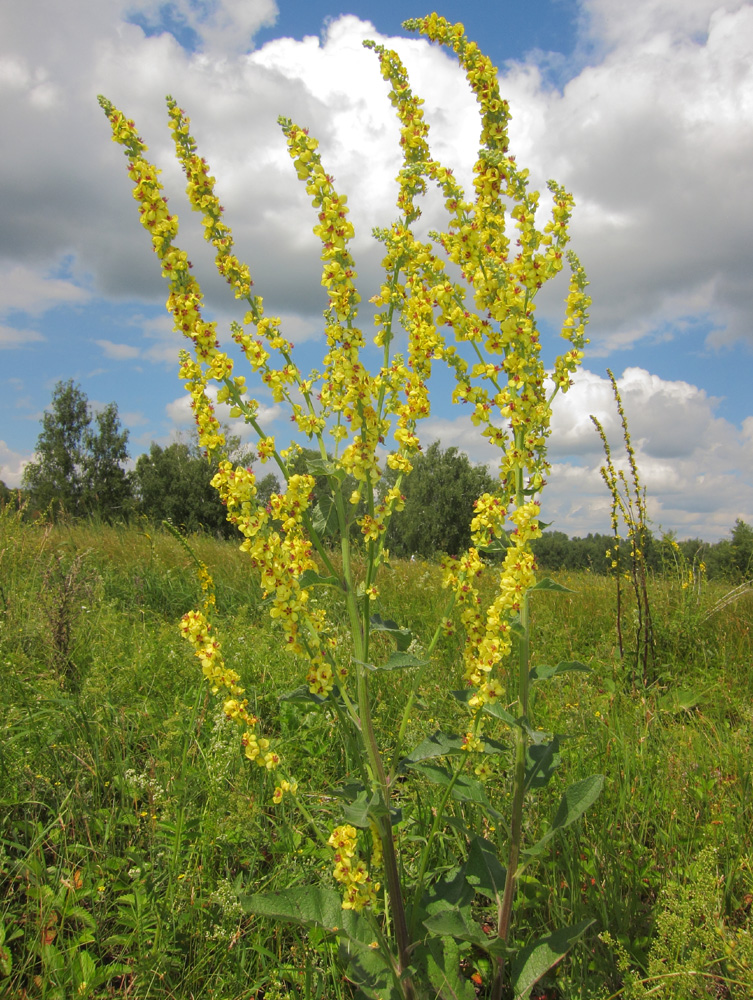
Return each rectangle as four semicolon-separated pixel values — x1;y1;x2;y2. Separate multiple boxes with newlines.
0;324;45;349
393;365;753;541
582;0;751;49
2;1;749;353
164;388;281;443
0;439;30;488
95;338;141;360
0;0;751;539
126;0;279;56
544;366;753;539
0;265;90;316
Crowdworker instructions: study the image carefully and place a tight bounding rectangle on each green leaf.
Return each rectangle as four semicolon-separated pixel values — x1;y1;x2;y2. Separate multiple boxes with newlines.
524;775;604;856
403;731;467;763
0;919;13;977
279;685;328;705
305;457;346;481
481;700;519;727
529;578;575;593
424;937;477;1000
422;867;475;916
511;920;594;998
371;651;427;671
477;539;509;555
311;495;339;536
338;938;395;1000
341;789;373;828
453;689;518;728
241;886;362;939
656;687;702;714
370;613;412;651
529;660;591;682
406;762;502;818
525;737;561;791
509;619;526;638
423;907;490;950
465;836;506;904
298;568;341;589
243;888;397;999
405;727;507;767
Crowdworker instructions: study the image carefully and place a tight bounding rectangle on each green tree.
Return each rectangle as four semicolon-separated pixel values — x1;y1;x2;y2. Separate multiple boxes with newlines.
384;441;497;558
135;441;225;534
22;380;132;519
84;402;132;515
730;518;753;578
134;440;281;535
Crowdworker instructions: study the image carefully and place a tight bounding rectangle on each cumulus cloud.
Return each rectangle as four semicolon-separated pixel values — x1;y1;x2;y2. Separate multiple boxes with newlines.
95;338;141;360
544;366;753;539
0;440;28;488
3;0;751;351
0;0;751;538
126;0;279;56
0;324;45;350
0;264;90;316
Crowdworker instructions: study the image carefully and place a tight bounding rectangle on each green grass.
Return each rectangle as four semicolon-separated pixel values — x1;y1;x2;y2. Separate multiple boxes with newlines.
1;507;751;998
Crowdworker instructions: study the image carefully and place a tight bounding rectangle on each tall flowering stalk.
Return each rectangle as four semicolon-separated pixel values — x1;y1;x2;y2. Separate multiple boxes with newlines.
100;14;601;998
591;370;655;688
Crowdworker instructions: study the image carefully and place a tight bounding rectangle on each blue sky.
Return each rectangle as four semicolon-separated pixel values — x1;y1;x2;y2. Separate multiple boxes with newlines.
1;0;752;540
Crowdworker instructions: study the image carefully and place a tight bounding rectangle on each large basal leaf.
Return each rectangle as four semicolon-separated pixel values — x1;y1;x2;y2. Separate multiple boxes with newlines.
242;885;398;996
424;936;477;1000
524;774;605;856
338;937;396;1000
240;886;346;932
529;661;591;682
511;920;594;997
465;836;506;904
422;907;491;951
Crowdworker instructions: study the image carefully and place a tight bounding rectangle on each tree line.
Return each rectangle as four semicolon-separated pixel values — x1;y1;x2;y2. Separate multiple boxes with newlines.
3;381;751;580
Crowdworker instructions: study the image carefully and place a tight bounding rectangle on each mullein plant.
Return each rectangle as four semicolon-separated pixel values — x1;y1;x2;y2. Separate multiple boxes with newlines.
100;14;601;999
591;370;655;689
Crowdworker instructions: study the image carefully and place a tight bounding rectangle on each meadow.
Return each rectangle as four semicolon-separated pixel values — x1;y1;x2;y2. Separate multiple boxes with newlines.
1;505;751;999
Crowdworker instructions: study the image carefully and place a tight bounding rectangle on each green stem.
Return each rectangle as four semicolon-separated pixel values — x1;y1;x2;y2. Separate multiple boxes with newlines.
333;479;415;996
492;446;531;1000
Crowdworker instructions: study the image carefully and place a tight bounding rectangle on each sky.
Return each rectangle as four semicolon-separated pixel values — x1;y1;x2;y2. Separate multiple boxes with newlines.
1;0;752;541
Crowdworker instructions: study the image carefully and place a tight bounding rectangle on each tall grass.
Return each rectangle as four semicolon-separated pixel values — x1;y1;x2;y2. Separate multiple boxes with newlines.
1;507;751;998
